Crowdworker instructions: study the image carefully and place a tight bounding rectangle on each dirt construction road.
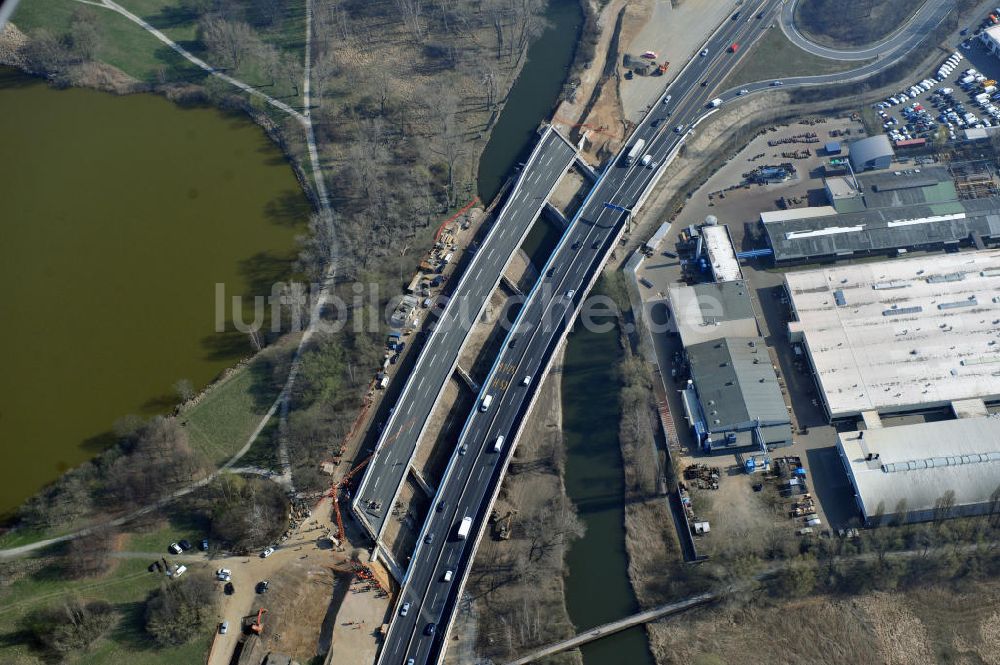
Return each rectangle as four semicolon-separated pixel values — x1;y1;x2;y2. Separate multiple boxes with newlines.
206;497;339;665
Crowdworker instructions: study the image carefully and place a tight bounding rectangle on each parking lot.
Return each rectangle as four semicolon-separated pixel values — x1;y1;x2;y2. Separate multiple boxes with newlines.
874;13;1000;144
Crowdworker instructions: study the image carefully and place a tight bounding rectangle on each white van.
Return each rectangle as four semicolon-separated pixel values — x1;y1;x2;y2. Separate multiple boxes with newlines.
442;570;453;582
494;435;505;452
480;394;493;412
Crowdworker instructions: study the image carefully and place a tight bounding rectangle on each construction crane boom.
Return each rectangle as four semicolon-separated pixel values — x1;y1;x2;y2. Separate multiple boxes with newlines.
329;453;374;547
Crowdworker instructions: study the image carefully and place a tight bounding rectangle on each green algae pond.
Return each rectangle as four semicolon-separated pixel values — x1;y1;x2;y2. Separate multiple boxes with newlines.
0;69;310;515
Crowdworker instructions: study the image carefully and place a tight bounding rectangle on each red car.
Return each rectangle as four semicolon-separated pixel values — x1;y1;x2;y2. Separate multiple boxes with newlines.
729;42;740;53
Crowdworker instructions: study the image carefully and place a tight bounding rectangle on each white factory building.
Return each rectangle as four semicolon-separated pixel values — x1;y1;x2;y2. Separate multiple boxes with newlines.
784;249;1000;421
838;416;1000;525
700;223;742;282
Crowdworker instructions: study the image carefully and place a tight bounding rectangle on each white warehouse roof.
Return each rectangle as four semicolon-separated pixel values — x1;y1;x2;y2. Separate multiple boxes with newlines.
785;249;1000;419
838;416;1000;524
701;224;742;282
760;206;837;224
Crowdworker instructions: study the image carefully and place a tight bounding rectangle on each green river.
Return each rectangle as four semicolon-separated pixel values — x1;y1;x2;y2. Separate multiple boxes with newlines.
0;69;308;515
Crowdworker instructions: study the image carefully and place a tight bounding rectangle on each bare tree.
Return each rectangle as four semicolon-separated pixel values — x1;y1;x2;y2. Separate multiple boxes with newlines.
486;0;507;59
482;66;500;110
199;17;255;71
394;0;424;40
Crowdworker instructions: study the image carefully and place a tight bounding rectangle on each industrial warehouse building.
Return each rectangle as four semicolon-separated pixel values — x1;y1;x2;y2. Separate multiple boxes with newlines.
980;24;1000;55
763;167;1000;263
785;249;1000;421
681;337;792;452
838;417;1000;525
848;135;894;171
670;280;759;347
700;223;742;282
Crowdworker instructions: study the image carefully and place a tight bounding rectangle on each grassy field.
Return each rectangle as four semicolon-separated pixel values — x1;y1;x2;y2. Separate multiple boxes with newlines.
11;0;304;96
722;27;871;89
794;0;924;49
11;0;204;82
180;336;295;466
648;580;1000;665
0;557;214;665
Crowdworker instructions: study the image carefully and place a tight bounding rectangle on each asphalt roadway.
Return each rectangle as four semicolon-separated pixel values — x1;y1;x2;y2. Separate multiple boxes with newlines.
380;2;787;663
780;0;947;61
720;0;956;102
352;128;579;548
380;0;961;661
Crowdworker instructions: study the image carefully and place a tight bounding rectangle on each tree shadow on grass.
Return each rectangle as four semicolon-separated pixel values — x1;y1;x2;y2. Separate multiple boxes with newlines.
246;356;281;414
143;4;198;31
109;599;164;654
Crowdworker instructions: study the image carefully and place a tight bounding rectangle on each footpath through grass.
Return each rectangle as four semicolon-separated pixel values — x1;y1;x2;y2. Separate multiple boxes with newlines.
723;27;871;89
12;0;305;92
180;335;296;466
12;0;205;82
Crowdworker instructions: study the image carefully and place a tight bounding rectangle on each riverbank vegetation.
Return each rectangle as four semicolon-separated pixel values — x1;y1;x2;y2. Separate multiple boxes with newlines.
453;353;582;665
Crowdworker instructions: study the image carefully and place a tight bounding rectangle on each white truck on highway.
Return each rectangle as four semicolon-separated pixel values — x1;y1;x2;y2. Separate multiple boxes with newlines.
625;138;646;166
456;515;473;540
709;97;723;108
480;394;493;411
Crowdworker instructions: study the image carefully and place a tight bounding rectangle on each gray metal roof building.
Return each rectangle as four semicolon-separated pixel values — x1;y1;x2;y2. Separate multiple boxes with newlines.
849;135;894;171
683;337;792;452
669;280;758;347
838;417;1000;525
763;167;1000;263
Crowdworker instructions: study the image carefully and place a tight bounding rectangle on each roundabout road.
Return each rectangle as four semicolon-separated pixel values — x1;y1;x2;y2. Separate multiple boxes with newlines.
780;0;953;61
720;0;958;102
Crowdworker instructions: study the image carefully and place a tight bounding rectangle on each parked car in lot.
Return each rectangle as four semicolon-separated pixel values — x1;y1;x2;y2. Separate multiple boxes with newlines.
256;580;270;594
216;568;232;582
168;542;182;555
260;546;275;558
219;621;229;635
178;539;192;551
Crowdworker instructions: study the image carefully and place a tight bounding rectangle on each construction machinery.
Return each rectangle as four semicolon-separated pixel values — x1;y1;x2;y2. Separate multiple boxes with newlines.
243;608;267;635
490;509;516;540
327;454;374;550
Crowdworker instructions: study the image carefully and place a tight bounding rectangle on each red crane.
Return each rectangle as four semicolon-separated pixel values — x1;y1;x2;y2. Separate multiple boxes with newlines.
248;608;267;634
328;454;374;548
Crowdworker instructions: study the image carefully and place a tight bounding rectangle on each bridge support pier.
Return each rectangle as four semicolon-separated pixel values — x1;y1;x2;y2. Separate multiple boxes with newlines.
453;364;480;392
409;466;436;498
543;202;570;230
575;155;598;181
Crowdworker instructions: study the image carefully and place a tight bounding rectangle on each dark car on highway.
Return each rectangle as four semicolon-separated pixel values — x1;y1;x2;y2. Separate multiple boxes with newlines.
425;623;436;636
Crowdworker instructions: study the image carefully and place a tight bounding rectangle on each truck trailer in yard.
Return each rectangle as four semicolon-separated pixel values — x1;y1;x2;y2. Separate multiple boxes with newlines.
625;138;646;166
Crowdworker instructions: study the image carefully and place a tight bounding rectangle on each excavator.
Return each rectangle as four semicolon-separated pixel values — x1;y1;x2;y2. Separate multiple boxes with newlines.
244;608;267;635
